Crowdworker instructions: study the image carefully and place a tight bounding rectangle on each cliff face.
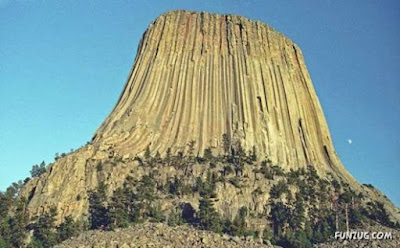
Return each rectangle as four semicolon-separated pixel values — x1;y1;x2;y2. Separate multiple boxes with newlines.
20;11;400;223
94;10;346;175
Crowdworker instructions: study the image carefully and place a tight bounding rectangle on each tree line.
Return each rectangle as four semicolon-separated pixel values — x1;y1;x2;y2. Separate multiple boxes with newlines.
1;136;399;247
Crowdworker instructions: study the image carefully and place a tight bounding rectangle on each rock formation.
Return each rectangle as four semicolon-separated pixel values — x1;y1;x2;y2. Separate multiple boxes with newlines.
21;10;400;226
94;10;345;176
55;222;276;248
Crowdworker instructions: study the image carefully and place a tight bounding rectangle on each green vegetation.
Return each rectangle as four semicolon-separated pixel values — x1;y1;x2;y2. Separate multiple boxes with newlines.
269;180;289;199
30;207;58;247
88;182;108;229
198;197;222;233
30;161;46;178
0;181;83;248
1;135;399;247
167;207;184;227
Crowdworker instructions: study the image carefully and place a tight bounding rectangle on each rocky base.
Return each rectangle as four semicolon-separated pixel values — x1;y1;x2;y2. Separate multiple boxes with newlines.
55;222;277;248
314;224;400;248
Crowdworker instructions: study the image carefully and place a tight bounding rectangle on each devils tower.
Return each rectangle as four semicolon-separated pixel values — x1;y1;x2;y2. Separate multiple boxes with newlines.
94;10;349;176
14;10;399;247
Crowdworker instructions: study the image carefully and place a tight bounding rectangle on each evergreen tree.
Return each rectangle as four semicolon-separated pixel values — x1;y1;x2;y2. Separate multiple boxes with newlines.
144;145;151;165
137;174;156;203
269;202;290;236
270;181;289;199
30;161;46;178
133;174;157;221
367;201;393;227
198;197;222;233
289;194;305;230
204;147;214;162
56;216;79;243
31;207;58;247
107;188;130;229
349;208;364;228
195;176;214;198
169;175;183;196
88;183;109;229
0;183;25;248
154;151;162;164
8;198;29;248
167;208;184;227
0;216;12;248
229;206;248;236
0;192;11;222
149;204;165;222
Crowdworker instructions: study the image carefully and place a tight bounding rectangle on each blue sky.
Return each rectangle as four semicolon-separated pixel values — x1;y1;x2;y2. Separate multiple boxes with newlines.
1;1;399;206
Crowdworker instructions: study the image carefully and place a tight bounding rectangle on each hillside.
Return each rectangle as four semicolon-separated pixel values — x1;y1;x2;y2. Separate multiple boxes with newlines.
55;222;276;248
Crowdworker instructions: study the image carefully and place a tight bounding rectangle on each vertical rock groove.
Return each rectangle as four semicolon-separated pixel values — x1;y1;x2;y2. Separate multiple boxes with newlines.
93;10;353;178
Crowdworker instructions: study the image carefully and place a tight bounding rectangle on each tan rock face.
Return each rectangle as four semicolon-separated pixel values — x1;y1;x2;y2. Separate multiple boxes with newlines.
94;10;348;177
20;10;400;223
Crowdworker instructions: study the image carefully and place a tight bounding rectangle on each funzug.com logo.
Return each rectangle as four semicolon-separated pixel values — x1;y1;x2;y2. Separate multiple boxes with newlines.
335;231;392;240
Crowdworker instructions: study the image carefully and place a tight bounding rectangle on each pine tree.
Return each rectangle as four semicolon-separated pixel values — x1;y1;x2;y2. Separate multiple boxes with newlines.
349;207;364;228
167;208;184;227
0;215;12;248
8;198;29;248
0;192;11;223
290;194;305;230
31;207;58;248
149;204;165;222
203;147;214;162
0;183;25;248
230;206;248;236
231;143;246;176
270;181;289;199
135;174;157;220
169;175;183;196
195;176;214;198
269;202;290;236
144;146;152;166
198;197;222;233
107;188;130;229
88;183;109;229
154;151;162;164
30;161;46;178
56;216;79;242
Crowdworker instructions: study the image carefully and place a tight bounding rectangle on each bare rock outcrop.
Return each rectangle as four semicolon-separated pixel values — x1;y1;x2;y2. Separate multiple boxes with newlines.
93;10;346;177
20;10;400;224
55;222;277;248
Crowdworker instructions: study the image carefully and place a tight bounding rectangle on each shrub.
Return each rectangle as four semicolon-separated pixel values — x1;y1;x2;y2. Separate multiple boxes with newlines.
269;181;288;199
30;161;46;178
